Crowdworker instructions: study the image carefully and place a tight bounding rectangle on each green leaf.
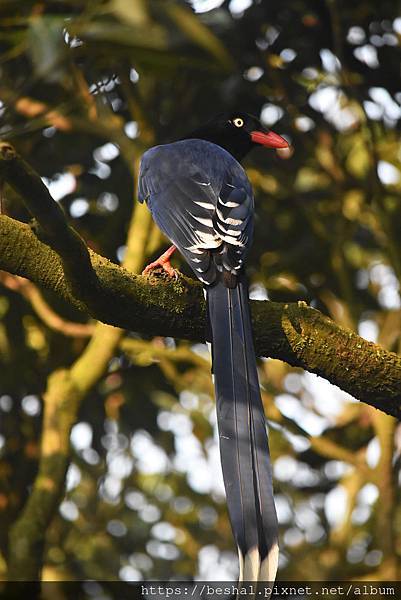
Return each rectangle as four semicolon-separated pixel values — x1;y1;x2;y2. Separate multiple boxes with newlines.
162;3;234;69
109;0;150;27
28;16;67;83
346;136;370;179
74;21;168;51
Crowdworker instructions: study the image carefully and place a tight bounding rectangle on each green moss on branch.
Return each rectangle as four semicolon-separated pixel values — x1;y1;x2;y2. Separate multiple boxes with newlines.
1;215;400;418
0;142;99;305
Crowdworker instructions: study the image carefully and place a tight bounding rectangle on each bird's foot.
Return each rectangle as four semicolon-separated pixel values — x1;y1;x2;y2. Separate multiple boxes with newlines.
142;257;178;279
142;245;178;279
142;259;178;278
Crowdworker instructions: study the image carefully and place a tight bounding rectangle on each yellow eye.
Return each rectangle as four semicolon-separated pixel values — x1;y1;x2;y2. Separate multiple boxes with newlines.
233;118;244;128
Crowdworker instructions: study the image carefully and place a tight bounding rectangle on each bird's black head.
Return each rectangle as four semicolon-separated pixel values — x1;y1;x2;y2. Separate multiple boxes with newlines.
183;112;289;162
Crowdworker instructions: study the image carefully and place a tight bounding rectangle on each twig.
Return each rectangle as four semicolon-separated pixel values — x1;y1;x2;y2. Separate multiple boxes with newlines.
120;337;210;369
0;271;94;337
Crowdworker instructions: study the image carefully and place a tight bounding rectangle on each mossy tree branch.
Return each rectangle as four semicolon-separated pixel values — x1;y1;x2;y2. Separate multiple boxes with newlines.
0;141;99;306
0;142;400;423
1;213;400;419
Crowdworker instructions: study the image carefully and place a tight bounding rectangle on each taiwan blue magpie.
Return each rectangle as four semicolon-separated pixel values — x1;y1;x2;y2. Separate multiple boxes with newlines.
138;112;288;583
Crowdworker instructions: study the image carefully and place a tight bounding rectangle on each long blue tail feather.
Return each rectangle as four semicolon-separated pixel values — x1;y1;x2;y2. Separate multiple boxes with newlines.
206;274;278;583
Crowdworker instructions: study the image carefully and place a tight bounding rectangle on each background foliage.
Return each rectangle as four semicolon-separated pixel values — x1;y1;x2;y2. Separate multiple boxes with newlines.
0;0;400;585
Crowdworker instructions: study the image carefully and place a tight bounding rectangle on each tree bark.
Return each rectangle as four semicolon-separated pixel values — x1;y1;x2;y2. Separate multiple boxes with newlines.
0;142;401;420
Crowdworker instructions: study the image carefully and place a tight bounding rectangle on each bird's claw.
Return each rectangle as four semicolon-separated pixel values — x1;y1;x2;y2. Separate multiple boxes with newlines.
142;259;178;280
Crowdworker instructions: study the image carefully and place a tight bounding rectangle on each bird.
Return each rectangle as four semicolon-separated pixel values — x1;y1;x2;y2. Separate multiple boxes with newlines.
138;112;289;584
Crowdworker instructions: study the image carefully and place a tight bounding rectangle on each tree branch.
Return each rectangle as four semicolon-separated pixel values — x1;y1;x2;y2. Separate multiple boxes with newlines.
0;141;99;306
0;213;400;418
0;272;94;337
0;141;400;419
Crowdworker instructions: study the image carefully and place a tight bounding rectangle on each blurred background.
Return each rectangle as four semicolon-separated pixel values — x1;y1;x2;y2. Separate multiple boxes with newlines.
0;0;400;586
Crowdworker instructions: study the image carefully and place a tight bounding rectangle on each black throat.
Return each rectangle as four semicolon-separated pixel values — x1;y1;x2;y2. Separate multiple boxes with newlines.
180;124;253;163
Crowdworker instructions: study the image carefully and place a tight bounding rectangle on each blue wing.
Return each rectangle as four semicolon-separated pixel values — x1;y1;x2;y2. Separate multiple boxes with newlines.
138;140;254;285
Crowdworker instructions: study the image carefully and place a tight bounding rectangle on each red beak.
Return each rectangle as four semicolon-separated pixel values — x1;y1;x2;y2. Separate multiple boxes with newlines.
251;130;289;149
